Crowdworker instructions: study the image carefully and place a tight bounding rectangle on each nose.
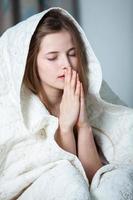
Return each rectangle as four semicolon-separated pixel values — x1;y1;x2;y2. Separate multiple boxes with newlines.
60;55;71;70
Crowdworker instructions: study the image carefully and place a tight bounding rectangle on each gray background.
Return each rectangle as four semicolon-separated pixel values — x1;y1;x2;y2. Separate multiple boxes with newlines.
79;0;133;108
0;0;132;107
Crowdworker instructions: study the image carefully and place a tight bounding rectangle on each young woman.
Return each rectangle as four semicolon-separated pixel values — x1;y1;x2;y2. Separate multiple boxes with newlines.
23;9;103;183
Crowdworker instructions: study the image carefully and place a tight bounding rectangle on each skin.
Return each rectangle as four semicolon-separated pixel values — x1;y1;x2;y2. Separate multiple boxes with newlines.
37;28;88;127
37;29;77;111
37;29;103;183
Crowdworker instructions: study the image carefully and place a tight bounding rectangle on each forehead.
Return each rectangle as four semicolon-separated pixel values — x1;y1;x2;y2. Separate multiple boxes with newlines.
39;30;75;51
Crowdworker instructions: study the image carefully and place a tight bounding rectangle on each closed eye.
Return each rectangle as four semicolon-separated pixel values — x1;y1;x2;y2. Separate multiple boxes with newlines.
47;57;56;61
68;54;76;57
68;49;77;57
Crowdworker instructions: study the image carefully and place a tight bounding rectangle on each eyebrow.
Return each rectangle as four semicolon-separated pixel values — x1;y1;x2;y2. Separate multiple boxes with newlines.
45;47;76;55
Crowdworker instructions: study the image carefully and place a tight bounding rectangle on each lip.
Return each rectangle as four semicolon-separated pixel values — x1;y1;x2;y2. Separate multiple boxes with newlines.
58;75;65;78
58;75;65;80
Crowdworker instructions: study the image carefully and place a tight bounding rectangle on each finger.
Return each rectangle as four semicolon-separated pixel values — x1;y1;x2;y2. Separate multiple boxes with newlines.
77;73;79;79
80;83;86;109
80;83;84;99
67;67;71;83
77;74;82;96
64;68;72;95
70;70;77;92
75;79;80;97
77;73;80;83
63;69;69;96
64;69;67;84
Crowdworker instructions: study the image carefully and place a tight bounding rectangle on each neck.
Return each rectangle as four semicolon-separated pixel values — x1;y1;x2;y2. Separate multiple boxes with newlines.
48;92;62;109
39;86;63;111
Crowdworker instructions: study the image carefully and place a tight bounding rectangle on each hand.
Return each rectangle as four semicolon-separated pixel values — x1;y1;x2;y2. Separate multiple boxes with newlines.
59;68;80;132
76;80;89;129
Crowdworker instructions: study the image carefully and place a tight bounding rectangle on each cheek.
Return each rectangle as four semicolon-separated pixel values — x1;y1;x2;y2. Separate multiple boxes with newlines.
37;60;56;82
37;62;47;81
71;57;78;70
37;57;47;74
37;67;49;80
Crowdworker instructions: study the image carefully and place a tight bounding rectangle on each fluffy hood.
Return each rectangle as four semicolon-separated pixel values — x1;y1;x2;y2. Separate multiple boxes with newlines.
0;7;102;143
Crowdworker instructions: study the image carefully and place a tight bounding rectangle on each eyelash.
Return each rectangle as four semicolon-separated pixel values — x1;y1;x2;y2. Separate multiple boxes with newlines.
47;54;76;61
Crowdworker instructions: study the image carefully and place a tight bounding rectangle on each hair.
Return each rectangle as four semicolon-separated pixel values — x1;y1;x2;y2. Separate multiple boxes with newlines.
23;8;89;114
23;9;114;160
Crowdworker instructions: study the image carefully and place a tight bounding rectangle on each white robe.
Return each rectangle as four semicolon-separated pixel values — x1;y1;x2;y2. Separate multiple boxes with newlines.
0;7;133;200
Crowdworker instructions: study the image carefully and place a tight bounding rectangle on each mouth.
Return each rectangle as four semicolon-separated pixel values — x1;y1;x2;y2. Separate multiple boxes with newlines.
58;75;65;78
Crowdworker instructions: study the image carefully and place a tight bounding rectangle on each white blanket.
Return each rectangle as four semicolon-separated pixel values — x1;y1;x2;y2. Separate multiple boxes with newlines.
0;7;133;200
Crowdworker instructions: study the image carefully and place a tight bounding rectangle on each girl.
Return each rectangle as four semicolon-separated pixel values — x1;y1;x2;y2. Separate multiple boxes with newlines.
23;8;103;184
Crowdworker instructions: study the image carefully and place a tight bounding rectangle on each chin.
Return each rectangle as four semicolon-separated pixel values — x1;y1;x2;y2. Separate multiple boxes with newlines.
57;86;64;90
56;83;65;90
52;84;64;91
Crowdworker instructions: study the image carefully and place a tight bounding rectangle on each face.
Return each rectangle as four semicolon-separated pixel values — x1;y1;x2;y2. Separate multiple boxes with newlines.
37;29;78;91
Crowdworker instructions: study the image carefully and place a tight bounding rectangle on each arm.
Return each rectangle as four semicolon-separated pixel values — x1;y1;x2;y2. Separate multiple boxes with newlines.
77;125;103;183
55;126;76;155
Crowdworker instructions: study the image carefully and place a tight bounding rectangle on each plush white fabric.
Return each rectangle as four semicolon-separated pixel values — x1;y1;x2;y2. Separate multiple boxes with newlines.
0;6;133;200
100;80;127;106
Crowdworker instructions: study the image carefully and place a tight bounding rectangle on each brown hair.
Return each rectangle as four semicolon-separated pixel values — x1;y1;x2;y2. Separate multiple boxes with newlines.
23;8;89;114
23;9;114;161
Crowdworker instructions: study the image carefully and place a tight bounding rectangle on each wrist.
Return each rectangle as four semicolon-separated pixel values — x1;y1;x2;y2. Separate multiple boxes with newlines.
76;122;91;130
59;125;73;134
77;125;92;138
